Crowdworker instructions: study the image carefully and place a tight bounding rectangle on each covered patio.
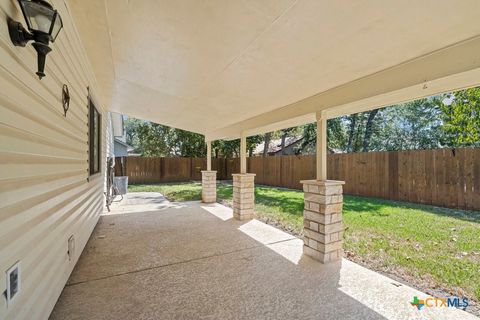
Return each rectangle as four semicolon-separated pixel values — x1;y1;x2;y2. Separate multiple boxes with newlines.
69;0;480;265
1;1;480;319
50;193;475;320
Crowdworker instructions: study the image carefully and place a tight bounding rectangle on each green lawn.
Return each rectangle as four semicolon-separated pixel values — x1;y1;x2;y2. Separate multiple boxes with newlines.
129;182;480;301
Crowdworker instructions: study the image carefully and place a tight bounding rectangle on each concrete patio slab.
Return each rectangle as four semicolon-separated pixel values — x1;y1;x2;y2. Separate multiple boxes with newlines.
51;193;477;320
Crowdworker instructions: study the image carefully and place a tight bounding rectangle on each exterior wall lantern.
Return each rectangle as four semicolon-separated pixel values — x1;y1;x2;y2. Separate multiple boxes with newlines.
8;0;63;79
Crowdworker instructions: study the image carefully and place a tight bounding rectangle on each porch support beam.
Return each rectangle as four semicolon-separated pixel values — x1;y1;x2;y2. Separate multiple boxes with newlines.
202;140;216;203
302;111;344;264
233;132;255;220
206;140;212;171
316;111;327;181
240;133;247;174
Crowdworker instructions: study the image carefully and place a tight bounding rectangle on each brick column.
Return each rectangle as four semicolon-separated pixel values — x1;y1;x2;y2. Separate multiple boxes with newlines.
201;170;217;203
301;180;345;263
232;173;255;220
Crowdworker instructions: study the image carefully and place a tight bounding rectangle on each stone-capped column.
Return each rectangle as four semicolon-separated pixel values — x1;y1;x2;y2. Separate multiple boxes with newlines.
201;170;217;203
301;180;345;263
232;173;255;220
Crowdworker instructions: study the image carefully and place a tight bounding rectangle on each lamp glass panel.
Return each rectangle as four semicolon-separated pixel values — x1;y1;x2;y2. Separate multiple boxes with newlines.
20;1;54;34
50;13;62;41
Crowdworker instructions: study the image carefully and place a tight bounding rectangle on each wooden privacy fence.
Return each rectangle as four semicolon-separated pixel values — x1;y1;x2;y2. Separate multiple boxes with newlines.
116;147;480;210
115;157;227;184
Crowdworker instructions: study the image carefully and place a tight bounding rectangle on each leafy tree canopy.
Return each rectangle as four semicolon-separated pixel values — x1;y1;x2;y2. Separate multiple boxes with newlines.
440;87;480;147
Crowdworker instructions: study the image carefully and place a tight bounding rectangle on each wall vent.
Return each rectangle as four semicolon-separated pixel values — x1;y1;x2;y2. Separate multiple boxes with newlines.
6;262;20;307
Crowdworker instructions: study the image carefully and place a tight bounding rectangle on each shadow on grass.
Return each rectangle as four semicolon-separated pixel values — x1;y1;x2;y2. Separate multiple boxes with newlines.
217;185;233;200
254;192;304;217
343;196;390;213
167;183;233;202
217;183;303;217
344;195;480;223
167;190;201;201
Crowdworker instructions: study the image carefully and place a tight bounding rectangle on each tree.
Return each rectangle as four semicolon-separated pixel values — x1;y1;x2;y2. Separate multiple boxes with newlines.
327;117;347;151
211;135;262;158
171;130;206;157
368;98;445;151
124;119;205;157
213;140;239;158
295;118;346;154
440;88;480;147
248;135;263;157
346;114;358;152
362;109;379;151
124;119;265;158
124;118;144;154
135;121;174;156
296;123;316;154
279;128;295;155
263;132;272;156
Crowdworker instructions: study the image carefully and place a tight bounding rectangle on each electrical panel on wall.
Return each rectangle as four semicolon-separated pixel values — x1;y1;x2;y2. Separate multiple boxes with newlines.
5;262;20;307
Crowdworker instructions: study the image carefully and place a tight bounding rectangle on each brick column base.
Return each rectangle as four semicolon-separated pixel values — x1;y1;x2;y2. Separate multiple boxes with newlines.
301;180;345;263
201;171;217;203
232;173;255;220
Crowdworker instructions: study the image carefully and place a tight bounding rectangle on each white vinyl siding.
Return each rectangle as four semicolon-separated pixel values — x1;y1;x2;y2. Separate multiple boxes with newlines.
0;1;109;319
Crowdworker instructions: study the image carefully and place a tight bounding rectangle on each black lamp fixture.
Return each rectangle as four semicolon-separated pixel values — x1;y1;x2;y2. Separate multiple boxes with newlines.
8;0;63;79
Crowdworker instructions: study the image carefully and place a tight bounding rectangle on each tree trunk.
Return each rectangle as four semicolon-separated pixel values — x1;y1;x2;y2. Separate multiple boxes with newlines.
280;132;287;155
362;109;379;152
346;114;357;152
263;132;271;157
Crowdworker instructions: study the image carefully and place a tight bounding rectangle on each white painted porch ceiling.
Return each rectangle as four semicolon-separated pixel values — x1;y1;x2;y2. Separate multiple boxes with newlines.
70;0;480;138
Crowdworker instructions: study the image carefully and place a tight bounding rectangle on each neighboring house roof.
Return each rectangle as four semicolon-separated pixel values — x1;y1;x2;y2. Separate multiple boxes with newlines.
329;148;345;154
114;138;134;152
253;137;345;156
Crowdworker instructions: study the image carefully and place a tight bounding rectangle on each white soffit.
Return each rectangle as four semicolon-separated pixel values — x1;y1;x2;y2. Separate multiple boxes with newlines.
70;0;480;138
